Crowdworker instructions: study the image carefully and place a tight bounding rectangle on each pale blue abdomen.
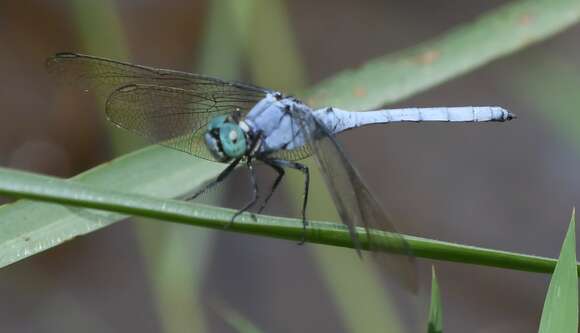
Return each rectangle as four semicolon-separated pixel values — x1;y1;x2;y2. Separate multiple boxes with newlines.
242;94;514;157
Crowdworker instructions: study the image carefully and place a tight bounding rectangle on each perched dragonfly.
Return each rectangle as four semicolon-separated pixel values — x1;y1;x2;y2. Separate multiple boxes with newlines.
47;53;514;290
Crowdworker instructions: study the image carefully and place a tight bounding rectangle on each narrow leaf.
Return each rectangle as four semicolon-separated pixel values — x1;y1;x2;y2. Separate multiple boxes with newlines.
305;0;580;110
1;166;580;278
428;266;443;333
538;210;578;333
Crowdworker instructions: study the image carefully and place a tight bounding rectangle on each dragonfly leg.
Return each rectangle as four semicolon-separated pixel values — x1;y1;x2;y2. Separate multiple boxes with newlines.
185;158;241;201
257;160;285;215
230;159;259;226
265;159;310;244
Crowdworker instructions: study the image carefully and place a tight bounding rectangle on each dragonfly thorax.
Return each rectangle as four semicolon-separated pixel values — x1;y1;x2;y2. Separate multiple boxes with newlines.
204;115;249;162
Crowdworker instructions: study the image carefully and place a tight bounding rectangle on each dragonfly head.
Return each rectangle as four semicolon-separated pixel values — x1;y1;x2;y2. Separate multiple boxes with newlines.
204;115;248;162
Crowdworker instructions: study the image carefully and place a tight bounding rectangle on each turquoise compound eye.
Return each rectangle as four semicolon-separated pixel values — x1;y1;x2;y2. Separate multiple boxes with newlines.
207;115;228;131
219;123;246;158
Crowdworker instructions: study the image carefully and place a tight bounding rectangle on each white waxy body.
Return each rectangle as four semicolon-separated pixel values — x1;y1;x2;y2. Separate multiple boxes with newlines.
243;93;513;156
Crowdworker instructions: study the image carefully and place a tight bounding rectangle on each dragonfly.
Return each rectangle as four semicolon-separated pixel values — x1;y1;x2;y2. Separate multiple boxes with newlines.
47;53;514;290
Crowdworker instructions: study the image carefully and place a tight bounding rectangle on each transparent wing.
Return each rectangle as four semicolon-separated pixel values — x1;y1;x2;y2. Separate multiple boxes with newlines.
106;83;264;161
47;53;270;161
292;107;417;291
46;53;270;101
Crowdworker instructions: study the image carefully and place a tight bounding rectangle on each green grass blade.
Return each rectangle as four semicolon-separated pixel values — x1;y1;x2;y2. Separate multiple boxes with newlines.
304;0;580;110
1;0;580;271
1;166;580;278
428;266;443;333
538;211;578;333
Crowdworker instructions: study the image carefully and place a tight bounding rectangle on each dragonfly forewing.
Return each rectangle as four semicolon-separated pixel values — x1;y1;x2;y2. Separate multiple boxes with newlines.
48;53;270;161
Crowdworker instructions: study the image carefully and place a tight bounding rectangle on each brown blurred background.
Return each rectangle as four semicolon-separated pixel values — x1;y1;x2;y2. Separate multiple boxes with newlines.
1;0;579;332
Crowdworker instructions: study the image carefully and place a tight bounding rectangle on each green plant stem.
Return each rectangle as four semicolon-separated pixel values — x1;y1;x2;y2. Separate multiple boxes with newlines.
0;166;576;276
3;0;580;273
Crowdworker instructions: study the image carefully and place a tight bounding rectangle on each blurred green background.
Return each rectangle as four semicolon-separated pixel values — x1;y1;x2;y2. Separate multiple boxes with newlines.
1;0;579;332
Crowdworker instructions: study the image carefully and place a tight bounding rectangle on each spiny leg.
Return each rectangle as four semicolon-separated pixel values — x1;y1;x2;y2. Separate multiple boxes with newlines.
257;160;285;215
185;158;242;201
230;159;259;226
267;159;310;243
276;106;310;240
